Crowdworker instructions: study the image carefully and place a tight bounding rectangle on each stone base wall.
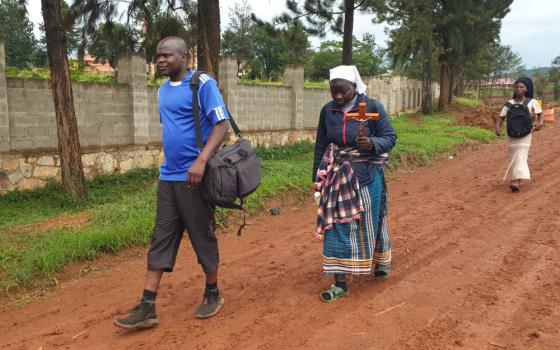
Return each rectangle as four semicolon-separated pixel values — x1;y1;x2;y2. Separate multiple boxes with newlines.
0;145;163;193
0;129;316;193
238;129;315;148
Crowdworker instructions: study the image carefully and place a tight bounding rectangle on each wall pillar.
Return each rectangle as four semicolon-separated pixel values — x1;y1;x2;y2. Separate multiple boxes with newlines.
283;66;304;130
0;41;9;152
118;54;149;145
219;57;238;120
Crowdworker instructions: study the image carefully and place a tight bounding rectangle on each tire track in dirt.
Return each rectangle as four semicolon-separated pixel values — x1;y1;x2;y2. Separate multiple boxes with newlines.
1;121;559;350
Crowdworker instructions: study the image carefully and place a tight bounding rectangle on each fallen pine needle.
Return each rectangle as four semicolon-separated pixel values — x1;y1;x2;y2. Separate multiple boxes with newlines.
373;302;406;317
488;342;506;348
351;332;367;336
72;331;88;339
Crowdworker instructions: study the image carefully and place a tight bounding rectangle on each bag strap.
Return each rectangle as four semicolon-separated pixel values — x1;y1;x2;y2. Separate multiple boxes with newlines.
225;106;242;138
522;98;531;108
190;71;247;236
190;71;203;150
190;71;243;150
214;199;246;236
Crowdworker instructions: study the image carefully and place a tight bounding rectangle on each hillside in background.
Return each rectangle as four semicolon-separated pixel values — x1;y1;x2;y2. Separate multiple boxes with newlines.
523;66;550;77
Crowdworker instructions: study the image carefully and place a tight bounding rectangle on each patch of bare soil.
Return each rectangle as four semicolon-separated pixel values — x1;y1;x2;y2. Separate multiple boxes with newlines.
6;213;91;235
448;101;501;131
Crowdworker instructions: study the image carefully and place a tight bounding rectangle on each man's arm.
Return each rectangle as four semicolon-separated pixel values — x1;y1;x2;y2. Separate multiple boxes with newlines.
187;120;228;188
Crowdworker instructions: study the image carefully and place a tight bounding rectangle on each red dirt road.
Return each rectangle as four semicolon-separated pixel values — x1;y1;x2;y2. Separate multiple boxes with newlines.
2;122;560;350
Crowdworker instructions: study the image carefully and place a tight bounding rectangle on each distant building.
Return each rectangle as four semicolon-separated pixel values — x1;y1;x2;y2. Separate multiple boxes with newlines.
82;55;115;73
481;78;515;89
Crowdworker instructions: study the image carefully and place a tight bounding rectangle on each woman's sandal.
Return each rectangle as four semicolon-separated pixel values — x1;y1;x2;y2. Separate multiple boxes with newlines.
510;184;520;192
319;285;349;303
374;266;391;281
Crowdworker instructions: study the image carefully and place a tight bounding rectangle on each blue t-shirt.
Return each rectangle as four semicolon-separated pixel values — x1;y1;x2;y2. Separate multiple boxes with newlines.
158;70;229;181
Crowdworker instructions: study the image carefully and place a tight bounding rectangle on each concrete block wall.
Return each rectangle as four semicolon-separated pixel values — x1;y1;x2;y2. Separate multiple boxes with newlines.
0;40;441;155
366;74;440;115
303;87;331;129
233;84;293;130
0;42;441;193
6;78;133;150
147;85;162;143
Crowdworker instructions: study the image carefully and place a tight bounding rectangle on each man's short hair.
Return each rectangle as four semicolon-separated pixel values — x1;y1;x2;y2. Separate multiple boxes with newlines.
158;36;188;55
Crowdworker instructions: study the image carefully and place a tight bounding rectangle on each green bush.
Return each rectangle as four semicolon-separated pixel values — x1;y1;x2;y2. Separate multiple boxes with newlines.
6;66;117;84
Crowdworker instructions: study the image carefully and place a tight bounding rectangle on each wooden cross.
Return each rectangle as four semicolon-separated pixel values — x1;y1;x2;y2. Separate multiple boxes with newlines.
344;102;379;137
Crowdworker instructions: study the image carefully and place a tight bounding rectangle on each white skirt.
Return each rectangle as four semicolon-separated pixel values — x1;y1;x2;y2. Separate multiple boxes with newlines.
503;133;532;181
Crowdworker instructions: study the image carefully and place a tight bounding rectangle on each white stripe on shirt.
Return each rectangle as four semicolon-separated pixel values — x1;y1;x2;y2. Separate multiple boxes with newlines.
213;106;226;121
199;73;210;86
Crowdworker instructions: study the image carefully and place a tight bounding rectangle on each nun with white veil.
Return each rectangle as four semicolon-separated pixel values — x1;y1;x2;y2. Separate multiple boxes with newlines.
312;65;397;302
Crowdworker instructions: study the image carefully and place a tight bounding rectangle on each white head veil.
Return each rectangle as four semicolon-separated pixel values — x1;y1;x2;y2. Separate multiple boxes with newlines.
329;65;367;94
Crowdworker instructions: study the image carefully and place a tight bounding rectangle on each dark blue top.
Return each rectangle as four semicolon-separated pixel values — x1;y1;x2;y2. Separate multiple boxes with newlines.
313;93;397;185
158;70;230;181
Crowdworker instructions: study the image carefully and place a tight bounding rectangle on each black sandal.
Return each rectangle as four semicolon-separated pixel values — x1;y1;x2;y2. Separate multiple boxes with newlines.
374;265;391;281
510;184;520;192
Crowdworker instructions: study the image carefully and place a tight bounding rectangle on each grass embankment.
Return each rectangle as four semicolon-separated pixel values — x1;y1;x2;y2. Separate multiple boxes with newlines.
0;112;494;292
454;97;484;108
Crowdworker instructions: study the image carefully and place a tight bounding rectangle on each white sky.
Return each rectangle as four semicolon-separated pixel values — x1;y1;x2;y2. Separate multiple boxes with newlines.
25;0;560;68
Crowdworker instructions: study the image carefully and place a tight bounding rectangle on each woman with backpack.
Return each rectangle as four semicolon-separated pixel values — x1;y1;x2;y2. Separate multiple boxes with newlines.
312;65;397;302
495;77;544;192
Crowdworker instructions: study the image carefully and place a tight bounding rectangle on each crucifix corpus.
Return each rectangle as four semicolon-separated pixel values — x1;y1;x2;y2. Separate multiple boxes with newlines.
344;102;380;137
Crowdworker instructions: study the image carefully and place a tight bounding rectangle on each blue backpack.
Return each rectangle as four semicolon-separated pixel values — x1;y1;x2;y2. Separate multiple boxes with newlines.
505;98;532;138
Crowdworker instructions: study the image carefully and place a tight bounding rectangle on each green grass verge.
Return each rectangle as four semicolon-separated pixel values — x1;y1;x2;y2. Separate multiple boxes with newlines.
0;115;495;292
237;79;328;89
390;113;495;168
455;97;484;108
304;81;329;89
0;168;159;228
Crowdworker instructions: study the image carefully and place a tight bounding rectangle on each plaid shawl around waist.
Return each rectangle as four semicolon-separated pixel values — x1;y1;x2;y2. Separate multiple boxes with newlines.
314;143;389;236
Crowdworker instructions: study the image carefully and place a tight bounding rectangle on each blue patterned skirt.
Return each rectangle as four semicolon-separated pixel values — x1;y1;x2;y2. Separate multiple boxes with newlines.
322;167;391;275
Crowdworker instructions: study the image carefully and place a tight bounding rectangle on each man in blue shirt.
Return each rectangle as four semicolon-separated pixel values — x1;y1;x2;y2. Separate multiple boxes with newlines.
114;37;229;330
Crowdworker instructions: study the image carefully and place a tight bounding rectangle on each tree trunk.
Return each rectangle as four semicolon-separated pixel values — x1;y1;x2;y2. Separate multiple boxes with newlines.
421;40;432;115
456;74;465;96
341;0;354;65
437;61;450;111
41;0;86;201
197;0;220;81
476;80;480;100
447;64;455;105
77;32;86;69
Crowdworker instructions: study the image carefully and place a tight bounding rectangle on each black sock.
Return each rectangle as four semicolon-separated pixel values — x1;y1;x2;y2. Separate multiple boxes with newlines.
335;279;348;291
206;282;218;292
142;289;157;303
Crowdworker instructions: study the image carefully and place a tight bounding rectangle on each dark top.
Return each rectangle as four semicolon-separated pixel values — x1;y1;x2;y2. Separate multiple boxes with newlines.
312;93;397;185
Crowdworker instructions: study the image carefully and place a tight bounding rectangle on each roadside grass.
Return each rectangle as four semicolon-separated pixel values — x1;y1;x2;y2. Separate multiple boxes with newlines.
0;168;159;228
237;78;329;89
390;112;495;168
0;113;495;292
455;97;484;108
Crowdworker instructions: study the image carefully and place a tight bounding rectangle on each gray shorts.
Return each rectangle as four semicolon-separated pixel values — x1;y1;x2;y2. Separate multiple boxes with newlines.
147;181;219;274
